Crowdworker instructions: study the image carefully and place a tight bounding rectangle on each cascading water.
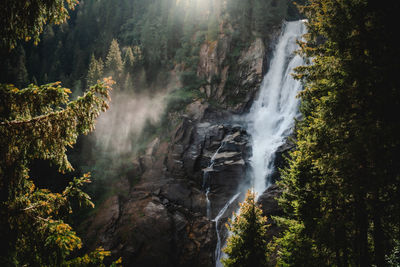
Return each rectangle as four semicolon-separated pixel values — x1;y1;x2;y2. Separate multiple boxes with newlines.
213;20;307;266
203;142;225;219
214;192;240;267
247;20;306;196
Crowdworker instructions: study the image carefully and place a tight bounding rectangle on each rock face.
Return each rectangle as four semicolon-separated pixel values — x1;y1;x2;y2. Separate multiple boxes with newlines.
198;36;266;113
258;184;284;243
84;17;287;267
270;137;296;183
85;102;253;266
86;192;215;267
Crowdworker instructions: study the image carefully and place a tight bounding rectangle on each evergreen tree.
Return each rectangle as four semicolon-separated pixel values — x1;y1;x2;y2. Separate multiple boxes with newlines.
222;190;269;267
123;46;135;72
0;0;78;49
87;54;104;86
0;1;120;265
0;79;116;265
105;39;123;79
276;1;400;266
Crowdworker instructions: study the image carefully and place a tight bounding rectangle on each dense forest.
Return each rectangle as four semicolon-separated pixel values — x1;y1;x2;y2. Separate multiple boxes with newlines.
1;0;400;266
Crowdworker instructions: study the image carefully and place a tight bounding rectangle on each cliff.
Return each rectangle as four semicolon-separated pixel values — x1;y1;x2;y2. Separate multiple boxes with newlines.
83;3;292;266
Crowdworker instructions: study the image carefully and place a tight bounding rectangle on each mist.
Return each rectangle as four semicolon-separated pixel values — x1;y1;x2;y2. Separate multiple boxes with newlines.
93;90;167;156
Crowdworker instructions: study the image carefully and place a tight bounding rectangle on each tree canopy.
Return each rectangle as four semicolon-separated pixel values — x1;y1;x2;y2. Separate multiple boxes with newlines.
0;0;78;49
222;190;269;267
276;0;400;266
0;0;121;265
0;79;116;265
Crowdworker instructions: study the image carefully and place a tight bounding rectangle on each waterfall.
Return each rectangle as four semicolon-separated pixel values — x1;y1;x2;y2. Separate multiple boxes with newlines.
247;20;306;196
212;20;306;266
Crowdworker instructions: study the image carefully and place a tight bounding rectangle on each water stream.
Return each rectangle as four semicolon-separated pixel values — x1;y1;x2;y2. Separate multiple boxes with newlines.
212;20;307;266
247;20;306;196
214;192;240;267
203;142;225;219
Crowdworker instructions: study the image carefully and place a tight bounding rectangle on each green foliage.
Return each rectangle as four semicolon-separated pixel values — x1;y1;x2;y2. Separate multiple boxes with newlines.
180;71;200;87
165;87;199;114
386;241;400;267
276;1;400;266
105;39;123;79
87;54;104;87
123;47;135;72
0;78;115;265
0;0;78;49
222;190;269;267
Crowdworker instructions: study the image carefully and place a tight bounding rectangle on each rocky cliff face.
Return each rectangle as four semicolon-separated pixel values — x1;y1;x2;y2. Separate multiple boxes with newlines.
198;34;267;113
86;101;252;266
84;21;286;266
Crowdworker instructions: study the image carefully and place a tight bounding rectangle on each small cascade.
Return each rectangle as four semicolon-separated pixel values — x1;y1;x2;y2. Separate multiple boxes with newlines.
202;142;225;218
214;192;241;267
205;188;211;219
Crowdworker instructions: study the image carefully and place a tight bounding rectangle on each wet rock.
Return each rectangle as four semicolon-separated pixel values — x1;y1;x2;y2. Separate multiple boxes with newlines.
270;137;296;183
258;184;283;217
258;184;284;244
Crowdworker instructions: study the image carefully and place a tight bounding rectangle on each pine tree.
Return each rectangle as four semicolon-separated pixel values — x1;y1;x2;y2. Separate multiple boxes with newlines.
0;79;116;265
0;0;78;49
123;46;135;72
87;54;104;86
276;1;400;266
0;1;120;265
222;190;269;267
105;39;123;79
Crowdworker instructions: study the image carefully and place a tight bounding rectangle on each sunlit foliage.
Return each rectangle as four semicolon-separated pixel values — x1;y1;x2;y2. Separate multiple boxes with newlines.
0;0;78;49
0;79;120;265
222;190;269;267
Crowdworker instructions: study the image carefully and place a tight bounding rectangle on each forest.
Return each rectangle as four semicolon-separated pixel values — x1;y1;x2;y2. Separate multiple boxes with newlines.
1;0;399;266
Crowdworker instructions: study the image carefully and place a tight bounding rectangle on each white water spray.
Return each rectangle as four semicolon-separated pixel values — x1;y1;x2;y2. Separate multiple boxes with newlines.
214;192;240;267
247;20;306;196
203;142;225;219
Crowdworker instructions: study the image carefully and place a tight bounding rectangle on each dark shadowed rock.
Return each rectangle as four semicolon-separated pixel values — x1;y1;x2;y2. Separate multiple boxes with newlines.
258;184;284;244
270;137;296;183
86;193;216;267
258;184;283;217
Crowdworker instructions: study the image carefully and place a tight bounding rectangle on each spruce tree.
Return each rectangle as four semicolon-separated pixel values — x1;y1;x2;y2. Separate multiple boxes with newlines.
0;0;78;49
0;79;116;265
222;190;269;267
123;46;135;72
105;39;123;79
276;1;400;266
87;54;104;86
0;1;120;265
